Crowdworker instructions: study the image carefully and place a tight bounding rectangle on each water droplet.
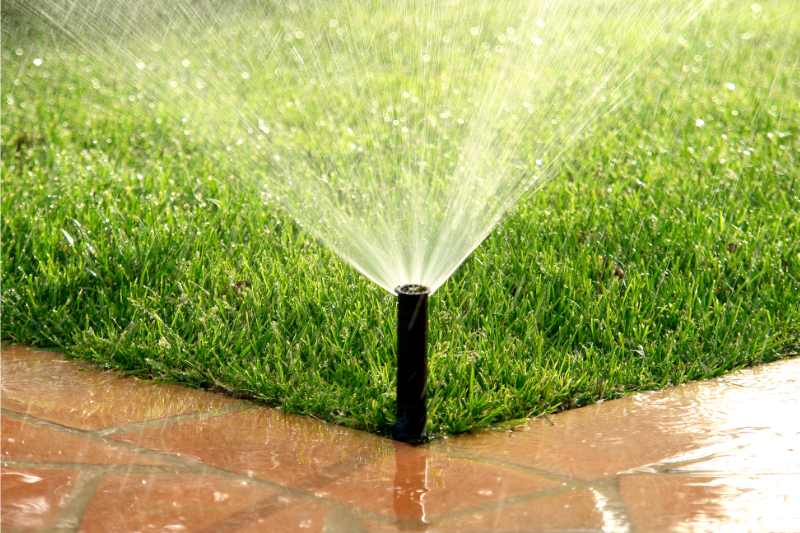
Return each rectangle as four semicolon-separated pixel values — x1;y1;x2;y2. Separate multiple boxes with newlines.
32;58;43;67
421;53;431;63
725;82;736;91
15;48;23;56
213;491;229;502
135;61;146;70
241;71;251;80
695;118;705;127
478;489;494;496
299;519;312;529
181;58;191;68
751;3;762;14
470;26;481;37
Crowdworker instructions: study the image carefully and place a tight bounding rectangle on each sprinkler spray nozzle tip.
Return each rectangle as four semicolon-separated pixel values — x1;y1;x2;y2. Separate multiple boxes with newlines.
396;284;429;296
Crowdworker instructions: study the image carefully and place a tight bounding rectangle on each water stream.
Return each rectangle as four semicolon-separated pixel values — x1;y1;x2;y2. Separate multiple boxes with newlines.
7;0;709;292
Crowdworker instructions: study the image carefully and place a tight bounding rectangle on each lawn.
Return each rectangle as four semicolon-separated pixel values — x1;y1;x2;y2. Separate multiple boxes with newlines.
2;0;799;437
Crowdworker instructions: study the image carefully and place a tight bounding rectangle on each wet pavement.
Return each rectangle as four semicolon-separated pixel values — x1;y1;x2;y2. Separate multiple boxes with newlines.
1;344;798;532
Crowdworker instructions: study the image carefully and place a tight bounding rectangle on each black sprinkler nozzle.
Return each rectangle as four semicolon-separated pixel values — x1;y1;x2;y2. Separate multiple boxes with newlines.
392;284;429;443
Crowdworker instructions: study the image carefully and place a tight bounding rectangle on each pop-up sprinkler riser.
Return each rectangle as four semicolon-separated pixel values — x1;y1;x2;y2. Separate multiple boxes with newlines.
393;284;429;443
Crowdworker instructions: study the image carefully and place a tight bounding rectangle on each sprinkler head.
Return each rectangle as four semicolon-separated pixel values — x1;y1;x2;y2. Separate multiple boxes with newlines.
393;284;429;443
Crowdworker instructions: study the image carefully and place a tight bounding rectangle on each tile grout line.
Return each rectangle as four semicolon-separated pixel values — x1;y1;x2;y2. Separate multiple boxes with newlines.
52;469;107;532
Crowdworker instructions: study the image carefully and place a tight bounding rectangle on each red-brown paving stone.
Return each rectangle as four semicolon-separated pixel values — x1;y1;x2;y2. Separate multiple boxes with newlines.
435;358;800;481
1;345;241;431
1;416;167;466
80;473;348;533
314;442;558;522
111;408;393;487
0;468;79;530
427;488;603;532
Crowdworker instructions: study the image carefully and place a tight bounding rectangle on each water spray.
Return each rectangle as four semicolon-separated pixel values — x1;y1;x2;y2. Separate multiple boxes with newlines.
393;284;429;443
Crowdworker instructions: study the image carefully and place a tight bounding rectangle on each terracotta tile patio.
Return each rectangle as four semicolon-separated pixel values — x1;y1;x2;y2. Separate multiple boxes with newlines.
1;344;798;532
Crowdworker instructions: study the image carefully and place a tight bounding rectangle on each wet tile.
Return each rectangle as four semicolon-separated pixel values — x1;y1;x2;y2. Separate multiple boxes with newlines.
0;468;78;530
5;343;799;532
317;443;559;524
213;498;366;533
430;488;604;532
243;503;362;533
81;473;357;533
111;408;392;487
438;358;800;480
620;473;800;532
1;415;166;466
1;345;241;431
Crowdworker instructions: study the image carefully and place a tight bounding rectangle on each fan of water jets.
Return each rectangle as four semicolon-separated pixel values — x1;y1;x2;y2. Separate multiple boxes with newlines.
7;0;708;293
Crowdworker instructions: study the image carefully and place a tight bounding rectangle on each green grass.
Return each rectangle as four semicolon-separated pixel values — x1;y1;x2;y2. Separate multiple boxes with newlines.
2;1;799;437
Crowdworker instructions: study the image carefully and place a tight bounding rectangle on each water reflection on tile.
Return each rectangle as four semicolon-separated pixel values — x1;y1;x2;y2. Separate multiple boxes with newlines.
1;345;239;431
317;442;558;527
0;468;78;530
616;359;800;532
620;473;800;532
